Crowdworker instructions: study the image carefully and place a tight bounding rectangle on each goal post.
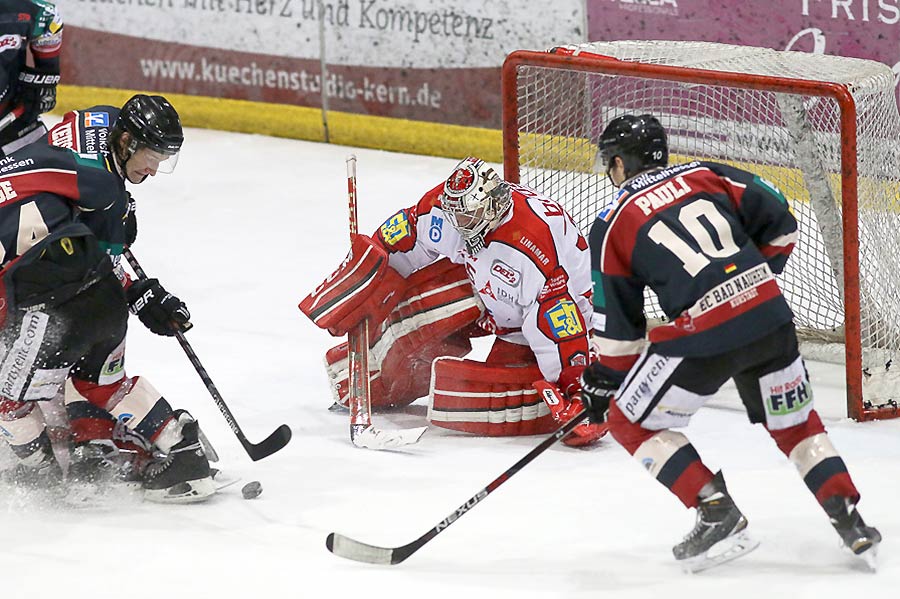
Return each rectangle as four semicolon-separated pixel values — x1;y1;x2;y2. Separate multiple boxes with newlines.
501;41;900;421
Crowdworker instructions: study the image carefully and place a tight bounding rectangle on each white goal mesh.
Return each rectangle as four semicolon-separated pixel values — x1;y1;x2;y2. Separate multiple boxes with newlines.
502;41;900;420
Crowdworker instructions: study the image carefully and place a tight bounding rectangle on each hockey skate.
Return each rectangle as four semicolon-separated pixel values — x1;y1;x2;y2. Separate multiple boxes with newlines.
68;439;140;486
673;471;759;573
823;496;882;570
0;445;64;491
142;417;215;504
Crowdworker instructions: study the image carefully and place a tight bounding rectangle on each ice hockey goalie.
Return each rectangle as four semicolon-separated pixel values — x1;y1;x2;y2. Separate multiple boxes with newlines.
300;157;607;446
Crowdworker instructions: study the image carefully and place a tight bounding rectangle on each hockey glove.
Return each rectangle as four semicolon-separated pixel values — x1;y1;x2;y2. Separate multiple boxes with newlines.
127;278;192;336
580;363;621;424
14;66;60;123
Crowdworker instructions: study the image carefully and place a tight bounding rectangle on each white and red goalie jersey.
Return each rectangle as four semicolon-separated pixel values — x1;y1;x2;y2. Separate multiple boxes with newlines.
300;177;605;444
375;181;594;383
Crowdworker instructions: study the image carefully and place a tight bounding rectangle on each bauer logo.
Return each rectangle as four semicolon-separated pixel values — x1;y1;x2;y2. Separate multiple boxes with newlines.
84;112;110;128
545;299;583;339
379;211;411;245
429;215;443;242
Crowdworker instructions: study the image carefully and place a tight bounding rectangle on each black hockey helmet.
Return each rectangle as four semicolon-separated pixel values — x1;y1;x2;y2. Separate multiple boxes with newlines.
597;114;668;181
111;94;183;177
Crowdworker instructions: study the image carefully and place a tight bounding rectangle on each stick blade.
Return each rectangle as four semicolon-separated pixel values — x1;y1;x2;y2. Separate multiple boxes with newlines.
350;424;427;450
326;532;406;565
246;424;292;461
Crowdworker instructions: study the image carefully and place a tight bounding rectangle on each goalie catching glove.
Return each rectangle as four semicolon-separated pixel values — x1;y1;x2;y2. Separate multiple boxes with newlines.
579;363;621;424
126;278;192;336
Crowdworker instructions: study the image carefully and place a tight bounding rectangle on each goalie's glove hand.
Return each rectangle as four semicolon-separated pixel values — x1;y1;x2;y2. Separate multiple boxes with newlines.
14;66;59;123
127;278;192;336
580;363;620;424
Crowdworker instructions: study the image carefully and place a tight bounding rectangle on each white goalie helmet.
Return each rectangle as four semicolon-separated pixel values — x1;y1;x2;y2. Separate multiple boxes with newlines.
441;157;512;252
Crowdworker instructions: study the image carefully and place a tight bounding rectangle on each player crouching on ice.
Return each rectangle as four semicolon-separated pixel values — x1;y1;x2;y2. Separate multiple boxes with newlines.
300;157;606;446
578;114;881;572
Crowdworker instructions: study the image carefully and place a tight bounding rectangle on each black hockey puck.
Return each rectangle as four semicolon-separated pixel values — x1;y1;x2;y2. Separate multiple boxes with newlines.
241;480;263;499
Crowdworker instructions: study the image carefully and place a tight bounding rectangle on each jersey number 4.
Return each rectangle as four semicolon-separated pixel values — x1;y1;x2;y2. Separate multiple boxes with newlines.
0;202;50;264
647;199;739;276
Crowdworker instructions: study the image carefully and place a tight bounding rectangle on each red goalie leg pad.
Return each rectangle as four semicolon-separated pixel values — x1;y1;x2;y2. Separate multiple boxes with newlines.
428;357;556;436
324;258;480;409
299;234;405;336
766;410;859;505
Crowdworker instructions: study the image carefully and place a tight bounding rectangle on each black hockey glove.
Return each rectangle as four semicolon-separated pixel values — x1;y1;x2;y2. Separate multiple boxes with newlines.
579;363;621;424
126;278;192;336
15;66;60;123
124;193;138;246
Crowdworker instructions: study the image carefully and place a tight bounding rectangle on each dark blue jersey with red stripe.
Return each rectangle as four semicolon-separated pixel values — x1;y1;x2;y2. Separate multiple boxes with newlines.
589;160;798;377
46;106;129;256
0;141;121;268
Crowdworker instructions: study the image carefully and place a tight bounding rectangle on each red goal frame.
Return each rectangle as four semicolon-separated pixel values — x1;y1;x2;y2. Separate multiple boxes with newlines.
500;49;898;422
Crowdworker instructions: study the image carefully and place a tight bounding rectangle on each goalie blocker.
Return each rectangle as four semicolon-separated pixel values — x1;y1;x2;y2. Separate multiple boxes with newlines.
300;237;602;441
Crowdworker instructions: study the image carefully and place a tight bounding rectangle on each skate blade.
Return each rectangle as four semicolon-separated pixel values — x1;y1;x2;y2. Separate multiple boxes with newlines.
144;476;216;504
679;531;760;574
848;541;879;572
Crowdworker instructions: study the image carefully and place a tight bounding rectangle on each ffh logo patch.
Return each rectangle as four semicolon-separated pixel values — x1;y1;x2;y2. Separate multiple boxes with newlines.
544;299;583;339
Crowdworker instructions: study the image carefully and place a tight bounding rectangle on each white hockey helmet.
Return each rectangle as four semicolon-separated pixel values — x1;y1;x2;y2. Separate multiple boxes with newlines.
441;157;512;252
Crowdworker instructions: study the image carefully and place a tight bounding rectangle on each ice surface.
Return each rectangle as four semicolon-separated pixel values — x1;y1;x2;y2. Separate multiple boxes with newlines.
1;124;897;599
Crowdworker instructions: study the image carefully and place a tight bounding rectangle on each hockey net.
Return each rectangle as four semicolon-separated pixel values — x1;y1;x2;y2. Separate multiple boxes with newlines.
501;41;900;421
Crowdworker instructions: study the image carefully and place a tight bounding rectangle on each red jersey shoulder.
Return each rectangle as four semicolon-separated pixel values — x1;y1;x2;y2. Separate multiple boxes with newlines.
375;182;443;253
47;110;79;150
488;187;560;276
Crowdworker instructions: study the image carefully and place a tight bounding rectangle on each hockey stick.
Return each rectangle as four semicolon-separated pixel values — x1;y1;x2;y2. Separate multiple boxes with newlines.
123;248;292;461
0;105;25;133
345;155;427;450
326;409;588;564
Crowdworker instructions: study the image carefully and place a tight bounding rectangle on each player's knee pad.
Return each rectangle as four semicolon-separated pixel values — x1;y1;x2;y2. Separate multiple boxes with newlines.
0;399;48;459
428;357;555;436
300;234;405;336
325;259;480;408
613;406;714;508
71;376;174;448
767;410;859;504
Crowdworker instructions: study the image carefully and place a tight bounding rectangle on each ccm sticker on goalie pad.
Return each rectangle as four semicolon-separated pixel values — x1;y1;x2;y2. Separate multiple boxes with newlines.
299;234;405;336
428;357;555;436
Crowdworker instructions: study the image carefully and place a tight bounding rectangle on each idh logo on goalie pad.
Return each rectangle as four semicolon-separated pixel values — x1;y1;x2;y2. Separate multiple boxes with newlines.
544;299;583;339
379;211;411;246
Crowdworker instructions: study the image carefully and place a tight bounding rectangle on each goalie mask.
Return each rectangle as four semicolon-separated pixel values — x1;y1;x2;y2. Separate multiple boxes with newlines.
441;157;512;254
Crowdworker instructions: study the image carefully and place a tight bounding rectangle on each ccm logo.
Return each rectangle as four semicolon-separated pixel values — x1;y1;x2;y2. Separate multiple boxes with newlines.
490;260;520;286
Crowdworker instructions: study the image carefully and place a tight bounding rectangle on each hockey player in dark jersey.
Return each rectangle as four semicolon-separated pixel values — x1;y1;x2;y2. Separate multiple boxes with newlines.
0;0;63;156
0;99;215;503
578;114;881;572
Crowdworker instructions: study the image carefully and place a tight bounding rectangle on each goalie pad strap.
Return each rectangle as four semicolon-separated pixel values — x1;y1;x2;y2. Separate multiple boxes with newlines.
299;234;404;335
428;357;555;436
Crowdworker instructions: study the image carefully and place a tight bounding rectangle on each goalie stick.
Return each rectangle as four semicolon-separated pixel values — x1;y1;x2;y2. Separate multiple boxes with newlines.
326;409;588;564
345;155;427;450
123;248;292;462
